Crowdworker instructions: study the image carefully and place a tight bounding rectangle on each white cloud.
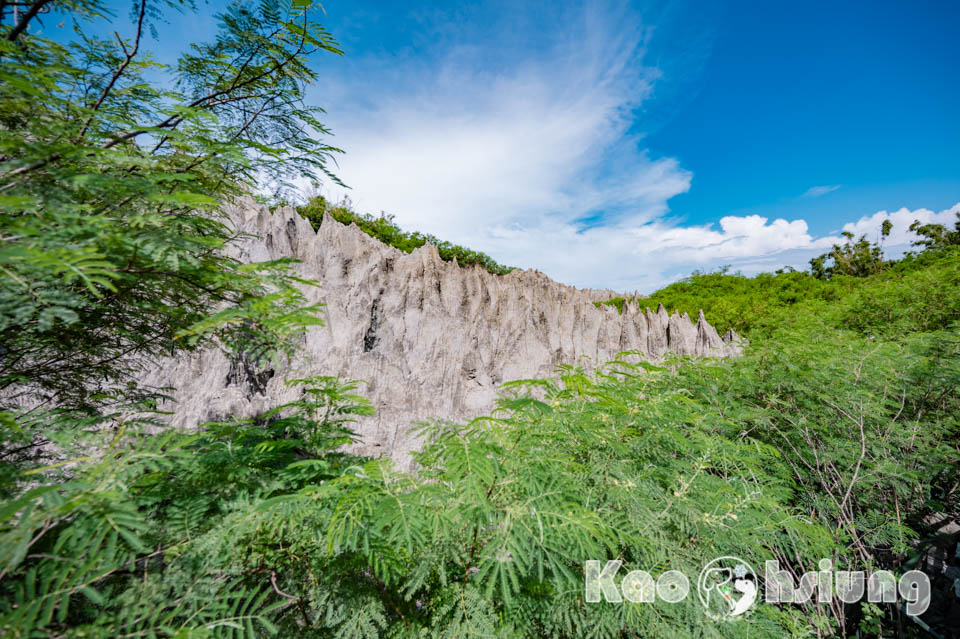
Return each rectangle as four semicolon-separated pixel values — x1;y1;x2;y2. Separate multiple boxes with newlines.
474;214;840;293
840;203;960;248
802;184;842;198
473;204;960;293
318;3;687;245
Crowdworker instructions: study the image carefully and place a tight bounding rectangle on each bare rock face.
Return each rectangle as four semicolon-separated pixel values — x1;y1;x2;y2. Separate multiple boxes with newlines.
140;198;743;467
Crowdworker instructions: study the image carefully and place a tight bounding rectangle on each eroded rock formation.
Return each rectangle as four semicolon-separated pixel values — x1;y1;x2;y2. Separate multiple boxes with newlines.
140;198;743;466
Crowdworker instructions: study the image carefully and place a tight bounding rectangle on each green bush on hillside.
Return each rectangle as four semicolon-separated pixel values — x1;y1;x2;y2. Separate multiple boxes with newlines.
598;245;960;336
297;195;516;276
596;267;838;334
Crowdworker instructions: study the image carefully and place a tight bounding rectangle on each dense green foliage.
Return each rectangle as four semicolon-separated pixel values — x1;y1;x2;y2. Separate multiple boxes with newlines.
296;194;517;275
809;221;892;280
910;212;960;250
599;244;960;336
0;0;348;635
4;247;958;637
0;0;341;411
1;2;958;638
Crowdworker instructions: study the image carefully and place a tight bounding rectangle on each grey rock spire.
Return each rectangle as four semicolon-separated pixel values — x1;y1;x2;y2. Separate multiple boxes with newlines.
139;198;743;467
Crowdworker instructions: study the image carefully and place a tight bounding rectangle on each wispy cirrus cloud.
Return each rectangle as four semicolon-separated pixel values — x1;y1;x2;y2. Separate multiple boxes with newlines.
320;1;676;237
802;184;842;198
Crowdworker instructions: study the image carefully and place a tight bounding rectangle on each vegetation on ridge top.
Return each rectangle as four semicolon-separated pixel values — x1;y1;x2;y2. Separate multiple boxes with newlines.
296;194;517;276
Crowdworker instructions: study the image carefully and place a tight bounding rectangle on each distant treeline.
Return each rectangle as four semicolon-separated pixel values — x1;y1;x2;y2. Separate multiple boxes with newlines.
598;212;960;335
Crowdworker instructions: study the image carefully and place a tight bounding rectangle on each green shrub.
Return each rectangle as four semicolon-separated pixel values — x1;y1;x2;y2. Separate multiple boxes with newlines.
7;318;956;637
297;195;517;276
599;268;837;334
600;247;960;337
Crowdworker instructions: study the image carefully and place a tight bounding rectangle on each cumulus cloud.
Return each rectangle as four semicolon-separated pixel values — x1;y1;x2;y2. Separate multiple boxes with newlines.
475;213;840;293
802;184;842;198
840;203;960;248
476;203;960;293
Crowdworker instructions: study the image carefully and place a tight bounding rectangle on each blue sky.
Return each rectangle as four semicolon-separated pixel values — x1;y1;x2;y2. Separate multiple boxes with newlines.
65;0;960;291
640;0;960;235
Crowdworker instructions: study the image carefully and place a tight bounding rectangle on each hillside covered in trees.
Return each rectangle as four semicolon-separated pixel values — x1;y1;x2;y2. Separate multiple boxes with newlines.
1;2;958;638
598;219;960;336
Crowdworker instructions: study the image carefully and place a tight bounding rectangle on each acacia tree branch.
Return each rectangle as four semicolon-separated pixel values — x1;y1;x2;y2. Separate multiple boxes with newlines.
4;0;52;43
269;571;298;600
1;9;309;183
830;401;867;514
103;11;309;151
204;26;279;97
76;0;147;140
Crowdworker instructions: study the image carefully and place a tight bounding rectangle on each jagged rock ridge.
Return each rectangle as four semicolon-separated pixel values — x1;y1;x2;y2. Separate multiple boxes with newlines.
141;198;743;467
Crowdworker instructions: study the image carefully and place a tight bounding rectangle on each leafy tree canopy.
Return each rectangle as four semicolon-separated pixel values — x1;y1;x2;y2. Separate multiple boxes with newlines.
0;0;340;413
599;220;960;335
909;211;960;250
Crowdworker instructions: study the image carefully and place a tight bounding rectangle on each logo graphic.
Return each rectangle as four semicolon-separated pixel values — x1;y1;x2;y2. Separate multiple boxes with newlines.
584;555;931;619
697;556;758;620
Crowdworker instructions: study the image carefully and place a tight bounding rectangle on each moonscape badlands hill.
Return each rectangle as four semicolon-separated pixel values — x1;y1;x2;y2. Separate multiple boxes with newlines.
141;198;744;466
